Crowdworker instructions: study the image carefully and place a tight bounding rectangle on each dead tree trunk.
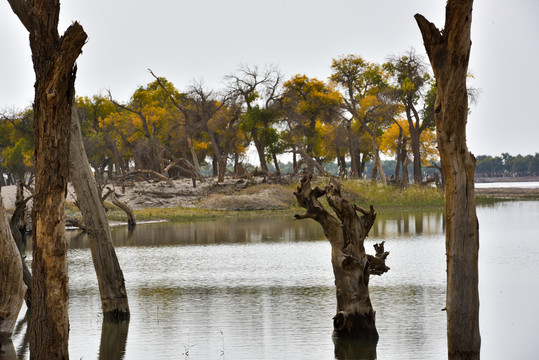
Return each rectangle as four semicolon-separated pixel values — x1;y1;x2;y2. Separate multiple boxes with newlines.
416;1;480;358
294;175;389;340
9;194;33;309
110;192;136;228
69;103;130;320
8;1;87;358
0;195;26;340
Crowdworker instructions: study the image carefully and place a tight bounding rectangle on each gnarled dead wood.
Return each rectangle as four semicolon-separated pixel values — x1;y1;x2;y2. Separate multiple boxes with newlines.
116;169;175;187
294;175;389;340
108;190;136;228
164;158;205;184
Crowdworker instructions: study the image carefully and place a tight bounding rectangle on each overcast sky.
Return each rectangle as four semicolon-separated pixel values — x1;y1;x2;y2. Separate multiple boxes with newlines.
1;0;538;157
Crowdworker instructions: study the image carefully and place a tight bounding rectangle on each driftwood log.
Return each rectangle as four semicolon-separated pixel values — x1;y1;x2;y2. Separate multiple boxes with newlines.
294;175;389;340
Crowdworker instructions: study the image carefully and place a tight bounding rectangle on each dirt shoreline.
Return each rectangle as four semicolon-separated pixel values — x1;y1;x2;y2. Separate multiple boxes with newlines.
0;176;296;211
2;176;538;213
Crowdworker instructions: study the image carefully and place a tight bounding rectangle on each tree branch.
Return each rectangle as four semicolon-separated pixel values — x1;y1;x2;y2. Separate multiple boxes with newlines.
293;174;339;232
7;0;31;31
414;14;445;70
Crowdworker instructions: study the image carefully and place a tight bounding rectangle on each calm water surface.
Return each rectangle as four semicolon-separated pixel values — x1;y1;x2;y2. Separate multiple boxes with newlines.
11;201;539;359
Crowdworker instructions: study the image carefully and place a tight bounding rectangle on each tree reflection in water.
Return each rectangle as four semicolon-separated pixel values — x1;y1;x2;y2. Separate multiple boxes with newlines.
333;336;377;360
99;319;129;360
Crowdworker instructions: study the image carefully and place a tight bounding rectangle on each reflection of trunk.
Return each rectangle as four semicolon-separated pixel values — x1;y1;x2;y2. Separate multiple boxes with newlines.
294;176;389;339
333;337;377;360
0;195;26;339
416;4;480;358
98;320;129;360
70;103;130;320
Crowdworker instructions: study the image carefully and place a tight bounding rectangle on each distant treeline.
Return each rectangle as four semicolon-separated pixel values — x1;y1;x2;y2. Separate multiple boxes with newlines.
216;158;439;180
475;153;539;178
220;154;539;180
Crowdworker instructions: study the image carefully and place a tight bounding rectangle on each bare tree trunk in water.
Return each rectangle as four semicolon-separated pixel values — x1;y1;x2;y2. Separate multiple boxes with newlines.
294;175;389;340
69;103;130;320
0;195;26;340
110;192;136;228
416;1;480;358
8;1;87;358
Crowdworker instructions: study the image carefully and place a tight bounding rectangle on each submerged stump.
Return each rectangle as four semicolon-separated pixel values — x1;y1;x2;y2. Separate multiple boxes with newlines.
294;175;389;339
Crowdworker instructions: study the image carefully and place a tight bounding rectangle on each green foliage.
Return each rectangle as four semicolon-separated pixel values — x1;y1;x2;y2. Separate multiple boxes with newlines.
240;105;277;132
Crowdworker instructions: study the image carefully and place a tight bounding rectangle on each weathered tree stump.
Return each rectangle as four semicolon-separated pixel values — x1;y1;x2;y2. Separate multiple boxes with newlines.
294;175;389;340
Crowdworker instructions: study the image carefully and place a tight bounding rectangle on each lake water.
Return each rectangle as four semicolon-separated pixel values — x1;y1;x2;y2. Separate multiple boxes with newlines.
475;181;539;189
9;200;539;359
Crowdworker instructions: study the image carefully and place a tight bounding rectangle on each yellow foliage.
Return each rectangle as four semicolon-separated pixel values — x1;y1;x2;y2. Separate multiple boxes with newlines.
380;118;438;164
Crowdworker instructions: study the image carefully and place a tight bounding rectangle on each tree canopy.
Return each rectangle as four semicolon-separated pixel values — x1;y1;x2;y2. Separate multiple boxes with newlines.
5;50;532;185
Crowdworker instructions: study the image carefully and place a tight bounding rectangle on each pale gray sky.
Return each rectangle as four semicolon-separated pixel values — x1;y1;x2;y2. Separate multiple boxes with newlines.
1;0;538;157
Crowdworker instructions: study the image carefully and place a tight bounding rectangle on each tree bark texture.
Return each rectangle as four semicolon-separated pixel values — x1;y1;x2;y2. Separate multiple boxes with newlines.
294;175;389;339
415;1;480;358
0;195;26;340
8;1;87;358
69;103;130;320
